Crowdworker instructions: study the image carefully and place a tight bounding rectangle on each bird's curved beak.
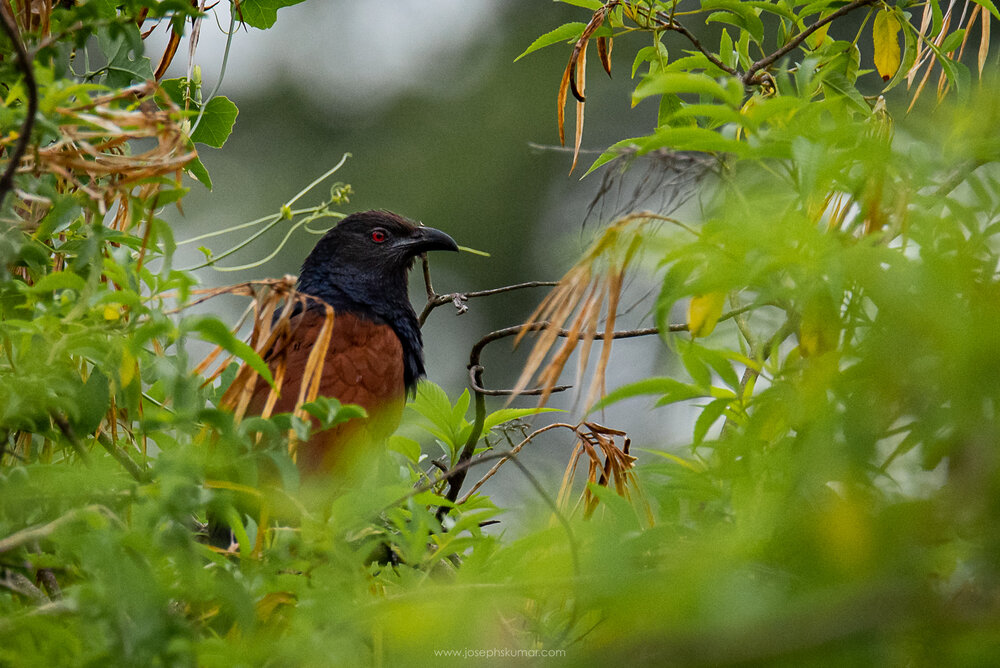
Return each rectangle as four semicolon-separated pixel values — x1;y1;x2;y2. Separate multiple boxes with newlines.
401;226;459;255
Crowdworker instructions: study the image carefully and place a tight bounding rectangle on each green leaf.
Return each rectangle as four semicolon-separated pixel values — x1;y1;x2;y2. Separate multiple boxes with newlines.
884;15;918;92
939;28;966;54
930;0;944;38
388;435;422;463
590;377;707;412
158;77;196;108
24;270;86;295
182;315;273;386
585;126;748;175
190;96;239;149
746;1;797;21
971;0;1000;20
559;0;605;8
238;0;308;30
74;369;110;436
701;0;765;43
97;24;153;88
185;156;213;189
692;397;732;445
633;72;743;108
406;381;469;450
300;396;367;429
515;22;586;61
632;42;668;78
821;72;871;114
585;482;643;530
680;340;713;389
719;28;735;70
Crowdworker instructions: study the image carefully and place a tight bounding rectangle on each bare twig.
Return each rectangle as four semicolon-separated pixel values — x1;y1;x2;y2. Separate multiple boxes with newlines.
417;255;559;326
437;321;678;516
0;2;39;211
457;422;577;504
468;364;572;397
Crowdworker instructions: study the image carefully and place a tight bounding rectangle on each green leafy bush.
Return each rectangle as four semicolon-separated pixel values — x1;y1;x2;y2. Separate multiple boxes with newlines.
2;1;1000;665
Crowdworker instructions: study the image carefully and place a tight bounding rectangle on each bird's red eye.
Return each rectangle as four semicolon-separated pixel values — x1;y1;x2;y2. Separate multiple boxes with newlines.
370;228;388;243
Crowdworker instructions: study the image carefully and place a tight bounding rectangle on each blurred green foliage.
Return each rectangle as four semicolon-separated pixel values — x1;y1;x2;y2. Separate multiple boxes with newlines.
1;0;1000;666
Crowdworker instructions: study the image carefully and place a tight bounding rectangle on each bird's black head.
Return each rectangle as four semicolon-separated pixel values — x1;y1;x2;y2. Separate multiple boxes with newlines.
296;210;459;391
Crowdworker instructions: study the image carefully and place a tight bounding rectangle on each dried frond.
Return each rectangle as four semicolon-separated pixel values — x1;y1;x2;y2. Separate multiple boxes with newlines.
510;215;650;410
905;0;989;111
556;421;651;523
183;277;344;461
13;82;196;214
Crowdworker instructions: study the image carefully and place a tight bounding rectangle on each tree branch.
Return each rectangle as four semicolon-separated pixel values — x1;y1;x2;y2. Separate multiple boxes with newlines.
0;2;39;211
743;0;878;85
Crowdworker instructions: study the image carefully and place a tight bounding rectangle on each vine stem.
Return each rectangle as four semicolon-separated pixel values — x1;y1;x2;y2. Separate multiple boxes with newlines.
189;1;237;136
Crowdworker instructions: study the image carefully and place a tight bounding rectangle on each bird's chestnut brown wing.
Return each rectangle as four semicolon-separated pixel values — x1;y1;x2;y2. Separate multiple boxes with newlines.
248;309;407;472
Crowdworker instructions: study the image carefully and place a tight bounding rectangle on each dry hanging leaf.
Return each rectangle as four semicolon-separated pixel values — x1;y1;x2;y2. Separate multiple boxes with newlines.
556;5;609;162
980;6;991;76
596;35;613;77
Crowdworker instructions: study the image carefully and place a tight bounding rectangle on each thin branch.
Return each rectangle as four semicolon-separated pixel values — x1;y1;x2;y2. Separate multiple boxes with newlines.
468;364;572;397
417;259;559;326
457;422;578;504
388;447;581;580
654;13;740;78
0;2;39;211
743;0;879;85
385;450;514;512
97;433;149;483
0;569;47;604
0;505;115;554
51;413;90;467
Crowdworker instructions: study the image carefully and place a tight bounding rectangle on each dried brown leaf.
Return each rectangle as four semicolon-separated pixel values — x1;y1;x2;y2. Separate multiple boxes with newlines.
154;27;181;80
557;56;572;146
597;36;612;77
571;47;586;174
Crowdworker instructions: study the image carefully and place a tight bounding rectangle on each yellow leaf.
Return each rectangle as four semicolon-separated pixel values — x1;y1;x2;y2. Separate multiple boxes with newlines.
873;9;902;82
103;304;120;321
806;14;832;49
687;292;726;338
119;348;135;388
799;292;840;357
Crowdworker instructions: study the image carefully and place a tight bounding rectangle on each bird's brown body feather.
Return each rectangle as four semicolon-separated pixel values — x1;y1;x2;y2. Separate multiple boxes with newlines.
250;309;406;473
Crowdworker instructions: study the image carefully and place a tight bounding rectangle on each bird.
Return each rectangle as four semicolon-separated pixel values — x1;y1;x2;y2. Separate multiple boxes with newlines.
248;209;459;474
205;210;457;550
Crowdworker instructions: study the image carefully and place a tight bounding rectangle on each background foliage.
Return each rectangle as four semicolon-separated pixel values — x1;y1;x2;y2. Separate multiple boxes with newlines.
2;0;1000;665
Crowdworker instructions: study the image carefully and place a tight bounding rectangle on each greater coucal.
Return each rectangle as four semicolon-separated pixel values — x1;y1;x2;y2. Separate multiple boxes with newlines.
249;209;459;472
